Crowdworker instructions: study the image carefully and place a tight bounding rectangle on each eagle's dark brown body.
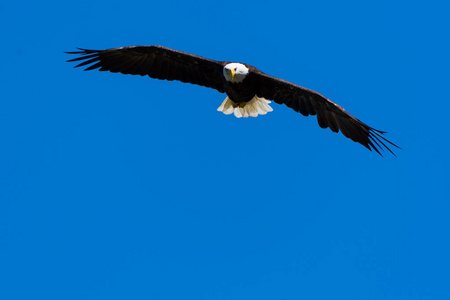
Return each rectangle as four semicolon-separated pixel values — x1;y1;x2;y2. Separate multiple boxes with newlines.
223;66;261;103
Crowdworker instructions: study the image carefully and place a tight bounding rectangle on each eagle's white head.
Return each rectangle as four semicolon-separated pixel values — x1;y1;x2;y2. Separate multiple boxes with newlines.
223;63;249;83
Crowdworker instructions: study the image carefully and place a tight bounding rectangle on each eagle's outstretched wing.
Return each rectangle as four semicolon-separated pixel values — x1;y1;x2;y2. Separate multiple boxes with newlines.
66;45;226;93
252;71;400;155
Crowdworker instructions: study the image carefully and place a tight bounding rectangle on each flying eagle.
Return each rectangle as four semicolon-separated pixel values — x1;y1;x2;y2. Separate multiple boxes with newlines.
66;45;399;155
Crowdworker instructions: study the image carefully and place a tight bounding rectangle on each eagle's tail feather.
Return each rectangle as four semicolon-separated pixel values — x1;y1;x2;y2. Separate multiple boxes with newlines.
217;96;273;118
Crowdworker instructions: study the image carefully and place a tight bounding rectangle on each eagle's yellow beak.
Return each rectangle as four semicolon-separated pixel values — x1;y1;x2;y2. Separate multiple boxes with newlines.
230;68;236;79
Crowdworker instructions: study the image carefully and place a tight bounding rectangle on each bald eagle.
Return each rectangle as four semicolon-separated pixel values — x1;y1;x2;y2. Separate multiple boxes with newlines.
66;45;399;155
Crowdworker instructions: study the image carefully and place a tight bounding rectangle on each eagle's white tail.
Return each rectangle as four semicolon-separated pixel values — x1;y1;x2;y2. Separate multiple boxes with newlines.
217;96;273;118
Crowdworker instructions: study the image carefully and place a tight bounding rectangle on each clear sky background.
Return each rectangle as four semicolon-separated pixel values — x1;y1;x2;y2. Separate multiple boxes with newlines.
1;1;449;299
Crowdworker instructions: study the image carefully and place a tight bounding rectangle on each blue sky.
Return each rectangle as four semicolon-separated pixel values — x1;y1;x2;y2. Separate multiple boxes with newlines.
1;0;449;299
